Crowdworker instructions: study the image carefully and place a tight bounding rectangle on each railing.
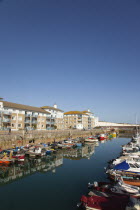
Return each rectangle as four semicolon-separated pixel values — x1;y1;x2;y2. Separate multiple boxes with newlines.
0;111;12;115
46;121;55;125
32;114;38;117
2;118;11;123
46;116;55;119
25;120;30;123
25;114;31;117
32;120;37;124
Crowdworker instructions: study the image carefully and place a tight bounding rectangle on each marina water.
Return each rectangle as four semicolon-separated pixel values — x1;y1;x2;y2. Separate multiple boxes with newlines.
0;137;130;210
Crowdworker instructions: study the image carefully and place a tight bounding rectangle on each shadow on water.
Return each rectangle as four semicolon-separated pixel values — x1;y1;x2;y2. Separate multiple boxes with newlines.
0;137;130;210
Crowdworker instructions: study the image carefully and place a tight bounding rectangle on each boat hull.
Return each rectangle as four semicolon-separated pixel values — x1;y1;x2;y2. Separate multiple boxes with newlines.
0;160;11;165
110;174;140;187
85;139;98;143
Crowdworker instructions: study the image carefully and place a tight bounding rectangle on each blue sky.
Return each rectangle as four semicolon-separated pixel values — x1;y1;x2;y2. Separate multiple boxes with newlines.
0;0;140;123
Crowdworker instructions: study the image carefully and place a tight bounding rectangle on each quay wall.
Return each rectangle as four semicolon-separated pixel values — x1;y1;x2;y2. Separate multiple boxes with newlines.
0;127;135;149
0;129;103;149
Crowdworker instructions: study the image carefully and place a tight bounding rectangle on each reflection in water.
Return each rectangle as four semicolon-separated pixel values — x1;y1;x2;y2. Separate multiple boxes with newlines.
0;154;63;185
63;143;98;160
0;143;99;185
0;138;131;210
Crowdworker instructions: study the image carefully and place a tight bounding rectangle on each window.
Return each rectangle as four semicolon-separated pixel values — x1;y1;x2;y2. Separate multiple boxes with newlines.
18;116;22;121
42;125;44;128
18;124;21;128
12;116;16;120
12;124;15;127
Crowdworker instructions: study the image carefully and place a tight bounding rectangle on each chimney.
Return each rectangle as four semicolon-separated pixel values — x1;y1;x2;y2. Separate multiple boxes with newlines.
54;104;57;109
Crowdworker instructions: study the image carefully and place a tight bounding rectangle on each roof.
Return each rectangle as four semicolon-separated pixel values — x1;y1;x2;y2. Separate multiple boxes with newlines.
41;106;63;112
83;110;93;114
0;101;50;114
64;111;88;115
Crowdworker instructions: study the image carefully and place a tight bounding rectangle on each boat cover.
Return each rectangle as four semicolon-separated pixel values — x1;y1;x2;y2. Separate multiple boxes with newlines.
114;161;130;170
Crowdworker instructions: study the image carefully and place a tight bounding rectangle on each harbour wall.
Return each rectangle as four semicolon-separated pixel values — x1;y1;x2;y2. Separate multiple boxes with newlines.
0;127;134;149
0;129;102;149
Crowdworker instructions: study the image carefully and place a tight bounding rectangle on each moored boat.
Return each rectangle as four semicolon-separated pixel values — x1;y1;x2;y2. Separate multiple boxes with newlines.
99;134;107;141
12;154;25;161
88;178;140;197
109;173;140;187
112;160;140;173
78;194;131;210
0;155;14;165
85;137;98;143
25;147;46;157
112;132;117;138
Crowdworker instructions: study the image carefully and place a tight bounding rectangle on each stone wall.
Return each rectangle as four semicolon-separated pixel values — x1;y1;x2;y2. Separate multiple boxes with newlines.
0;129;103;149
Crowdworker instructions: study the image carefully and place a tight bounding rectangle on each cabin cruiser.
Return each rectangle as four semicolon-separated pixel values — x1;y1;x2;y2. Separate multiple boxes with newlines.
108;155;140;168
88;177;140;197
107;160;140;175
132;132;140;142
106;161;140;186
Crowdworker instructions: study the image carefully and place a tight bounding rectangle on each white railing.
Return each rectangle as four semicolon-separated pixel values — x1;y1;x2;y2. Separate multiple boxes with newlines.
25;114;31;117
32;120;37;124
2;118;11;123
25;120;30;123
0;111;12;115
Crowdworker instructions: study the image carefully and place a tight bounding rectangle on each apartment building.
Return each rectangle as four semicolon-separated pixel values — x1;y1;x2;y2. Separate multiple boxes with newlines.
0;100;52;130
41;104;64;130
64;110;96;130
82;110;96;129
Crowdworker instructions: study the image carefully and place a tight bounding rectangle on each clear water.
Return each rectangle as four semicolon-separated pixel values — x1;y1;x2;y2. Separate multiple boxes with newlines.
0;138;130;210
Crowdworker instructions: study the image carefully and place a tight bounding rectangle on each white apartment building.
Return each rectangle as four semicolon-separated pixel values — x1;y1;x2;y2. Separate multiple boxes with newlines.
41;104;64;130
0;100;51;131
64;109;97;130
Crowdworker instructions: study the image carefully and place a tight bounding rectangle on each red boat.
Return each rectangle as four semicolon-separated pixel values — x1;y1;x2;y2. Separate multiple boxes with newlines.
12;154;25;161
99;134;107;141
79;194;130;210
0;155;14;165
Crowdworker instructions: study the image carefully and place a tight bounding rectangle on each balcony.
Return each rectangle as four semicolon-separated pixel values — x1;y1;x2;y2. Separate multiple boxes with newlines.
25;120;30;124
32;120;37;124
0;111;12;115
32;113;38;117
2;118;11;123
46;121;55;125
46;116;55;119
25;114;31;117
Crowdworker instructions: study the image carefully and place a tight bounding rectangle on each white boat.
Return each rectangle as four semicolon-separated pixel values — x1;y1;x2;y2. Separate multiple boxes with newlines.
25;147;46;157
116;154;140;162
122;142;139;150
107;160;140;176
88;177;140;196
85;137;98;143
